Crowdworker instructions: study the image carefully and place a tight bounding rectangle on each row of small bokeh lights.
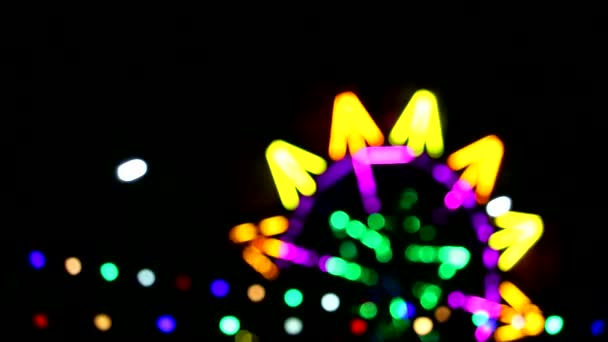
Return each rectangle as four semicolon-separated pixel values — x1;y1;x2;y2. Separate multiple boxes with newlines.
25;158;597;338
29;249;438;338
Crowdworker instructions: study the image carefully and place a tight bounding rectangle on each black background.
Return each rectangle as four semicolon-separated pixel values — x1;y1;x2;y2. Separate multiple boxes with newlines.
4;15;606;340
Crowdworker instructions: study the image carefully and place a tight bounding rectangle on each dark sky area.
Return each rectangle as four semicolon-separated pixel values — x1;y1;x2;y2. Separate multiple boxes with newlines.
4;15;606;340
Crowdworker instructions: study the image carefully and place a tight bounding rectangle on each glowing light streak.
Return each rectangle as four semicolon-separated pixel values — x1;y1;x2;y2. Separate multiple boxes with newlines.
488;211;543;272
447;135;504;205
389;89;444;158
494;281;545;341
351;146;417;214
328;92;384;161
266;140;327;210
229;216;290;279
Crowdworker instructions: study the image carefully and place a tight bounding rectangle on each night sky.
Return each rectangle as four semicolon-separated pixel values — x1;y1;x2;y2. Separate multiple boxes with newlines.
5;16;605;340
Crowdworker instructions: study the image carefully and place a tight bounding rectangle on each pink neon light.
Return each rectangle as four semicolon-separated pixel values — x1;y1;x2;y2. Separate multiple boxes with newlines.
463;295;502;318
444;179;473;210
365;146;416;164
474;324;493;341
352;150;380;213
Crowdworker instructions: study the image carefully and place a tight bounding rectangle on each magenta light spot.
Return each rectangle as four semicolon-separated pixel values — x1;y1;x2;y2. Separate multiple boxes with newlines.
474;323;493;341
447;291;465;308
454;179;472;192
318;256;330;272
444;191;463;210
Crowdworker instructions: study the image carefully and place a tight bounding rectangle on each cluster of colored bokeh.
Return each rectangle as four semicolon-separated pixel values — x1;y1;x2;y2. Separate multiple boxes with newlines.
26;249;383;338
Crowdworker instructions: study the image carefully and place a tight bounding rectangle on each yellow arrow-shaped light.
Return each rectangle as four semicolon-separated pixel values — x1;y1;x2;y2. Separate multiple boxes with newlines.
266;140;327;210
488;211;544;272
494;281;545;342
447;134;504;204
388;89;444;158
328;92;384;161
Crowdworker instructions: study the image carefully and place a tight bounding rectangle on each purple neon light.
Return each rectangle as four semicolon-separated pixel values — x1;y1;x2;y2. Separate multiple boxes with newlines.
482;248;499;269
316;157;353;192
267;145;503;333
484;273;501;302
447;291;466;308
352;151;380;213
476;224;494;243
351;146;416;214
474;323;494;342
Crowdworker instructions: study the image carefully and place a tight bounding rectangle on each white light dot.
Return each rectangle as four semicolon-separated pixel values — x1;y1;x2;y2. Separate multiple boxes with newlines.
486;196;512;217
284;317;302;335
137;268;156;287
321;293;340;312
116;158;148;182
512;314;526;329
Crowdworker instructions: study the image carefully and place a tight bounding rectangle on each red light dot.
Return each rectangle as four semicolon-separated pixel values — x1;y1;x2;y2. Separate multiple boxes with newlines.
350;318;367;336
174;274;192;292
33;312;48;329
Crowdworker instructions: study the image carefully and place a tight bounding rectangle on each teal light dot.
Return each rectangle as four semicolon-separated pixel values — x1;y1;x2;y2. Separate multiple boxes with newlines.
219;315;240;335
545;315;564;335
284;288;303;307
100;262;119;282
329;211;350;229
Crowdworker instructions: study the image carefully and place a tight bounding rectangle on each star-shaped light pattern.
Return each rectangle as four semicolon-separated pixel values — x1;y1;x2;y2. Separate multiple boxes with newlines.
230;89;564;341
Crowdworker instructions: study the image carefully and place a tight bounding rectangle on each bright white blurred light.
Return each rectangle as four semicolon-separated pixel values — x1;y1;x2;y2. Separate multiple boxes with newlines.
117;158;147;182
321;293;340;312
284;317;302;335
137;268;155;287
486;196;512;217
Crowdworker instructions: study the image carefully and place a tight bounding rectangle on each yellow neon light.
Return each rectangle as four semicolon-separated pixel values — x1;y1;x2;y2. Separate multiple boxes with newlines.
388;89;444;158
494;281;545;341
328;92;384;161
488;211;543;272
447;134;504;204
266;140;327;210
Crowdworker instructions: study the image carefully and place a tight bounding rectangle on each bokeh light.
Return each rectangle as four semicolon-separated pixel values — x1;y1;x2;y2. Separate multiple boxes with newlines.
174;273;192;292
235;329;259;342
29;250;45;269
284;317;303;335
210;278;230;298
320;293;340;312
94;313;112;331
100;262;119;282
350;318;367;336
136;268;155;287
156;315;176;333
116;158;147;182
434;305;451;323
545;315;564;335
413;316;433;336
485;195;512;217
219;315;240;336
247;284;265;302
65;257;82;275
284;288;303;307
591;319;605;336
32;312;48;329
